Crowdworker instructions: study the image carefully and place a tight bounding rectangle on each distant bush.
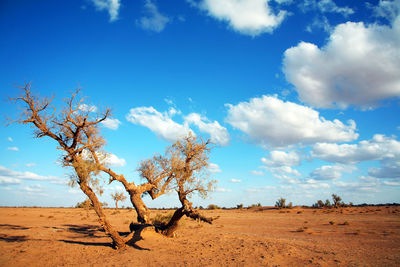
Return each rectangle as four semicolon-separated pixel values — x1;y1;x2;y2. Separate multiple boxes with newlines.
75;199;92;209
75;198;107;209
275;198;292;209
207;204;220;210
236;204;244;209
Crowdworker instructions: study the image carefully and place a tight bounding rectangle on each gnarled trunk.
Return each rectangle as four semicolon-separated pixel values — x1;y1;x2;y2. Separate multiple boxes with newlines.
129;191;151;224
161;196;214;237
79;182;126;249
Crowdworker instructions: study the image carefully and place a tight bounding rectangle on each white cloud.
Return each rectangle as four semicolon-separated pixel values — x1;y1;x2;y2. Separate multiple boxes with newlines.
251;170;264;176
298;179;330;189
185;113;230;146
7;137;13;142
101;118;121;130
24;184;44;193
7;147;19;151
91;0;120;22
261;150;300;167
369;157;400;179
270;166;301;177
383;180;400;186
137;0;170;32
226;95;358;148
214;186;232;192
302;0;354;16
229;178;242;183
333;176;380;192
196;0;287;36
283;17;400;109
105;153;126;167
0;166;65;187
0;177;21;185
79;104;98;113
312;134;400;164
82;150;126;167
310;164;356;180
370;0;400;23
25;163;36;167
126;106;191;143
208;163;222;173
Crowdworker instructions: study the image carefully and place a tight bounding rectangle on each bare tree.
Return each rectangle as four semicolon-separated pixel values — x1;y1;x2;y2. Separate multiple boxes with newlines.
88;146;174;224
138;134;217;237
111;192;127;209
332;194;343;208
9;83;126;249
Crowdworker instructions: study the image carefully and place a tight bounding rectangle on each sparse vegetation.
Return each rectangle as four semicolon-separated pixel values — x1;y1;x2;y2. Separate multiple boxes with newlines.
111;192;127;209
207;204;220;210
275;198;292;209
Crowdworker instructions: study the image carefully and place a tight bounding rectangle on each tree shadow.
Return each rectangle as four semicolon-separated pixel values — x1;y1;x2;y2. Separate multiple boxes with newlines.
63;224;105;238
0;234;28;242
60;239;113;248
62;223;151;250
0;224;30;230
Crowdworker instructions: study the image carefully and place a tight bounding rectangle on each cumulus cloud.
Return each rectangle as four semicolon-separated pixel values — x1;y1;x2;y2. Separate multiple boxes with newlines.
229;178;242;183
185;113;230;146
251;170;264;176
300;0;354;16
312;134;400;164
214;187;232;192
298;178;330;189
91;0;120;22
283;17;400;109
333;176;380;192
208;163;222;173
79;104;98;113
370;0;400;23
82;150;126;167
0;177;21;185
104;153;126;167
0;166;62;183
261;150;301;167
194;0;287;36
137;0;170;32
126;106;191;143
226;95;358;148
310;164;357;180
7;147;19;151
101;118;121;130
126;106;228;144
312;135;400;179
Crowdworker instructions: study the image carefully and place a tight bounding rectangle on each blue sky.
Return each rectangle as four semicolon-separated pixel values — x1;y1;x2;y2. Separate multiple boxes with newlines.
0;0;399;208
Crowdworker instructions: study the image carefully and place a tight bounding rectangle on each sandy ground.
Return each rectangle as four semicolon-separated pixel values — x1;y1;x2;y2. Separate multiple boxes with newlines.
0;206;399;266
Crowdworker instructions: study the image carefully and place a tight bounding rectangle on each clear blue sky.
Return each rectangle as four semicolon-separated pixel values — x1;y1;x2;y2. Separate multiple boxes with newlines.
0;0;399;208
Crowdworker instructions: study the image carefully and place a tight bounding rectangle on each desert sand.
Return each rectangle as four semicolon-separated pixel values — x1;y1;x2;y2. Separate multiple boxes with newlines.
1;206;399;266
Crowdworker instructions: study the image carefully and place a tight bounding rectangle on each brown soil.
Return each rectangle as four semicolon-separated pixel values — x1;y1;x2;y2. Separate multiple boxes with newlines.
1;206;399;266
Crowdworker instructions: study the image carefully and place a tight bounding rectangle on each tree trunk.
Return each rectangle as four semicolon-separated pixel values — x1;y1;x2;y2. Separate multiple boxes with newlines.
129;191;151;224
115;201;119;210
162;208;185;237
80;182;126;249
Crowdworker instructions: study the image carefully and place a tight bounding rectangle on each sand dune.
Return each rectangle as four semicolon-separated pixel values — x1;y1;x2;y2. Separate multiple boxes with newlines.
1;206;399;266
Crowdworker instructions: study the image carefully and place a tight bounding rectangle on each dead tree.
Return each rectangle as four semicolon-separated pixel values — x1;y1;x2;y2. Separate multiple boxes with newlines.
9;83;126;249
88;147;174;224
111;191;127;209
139;134;216;237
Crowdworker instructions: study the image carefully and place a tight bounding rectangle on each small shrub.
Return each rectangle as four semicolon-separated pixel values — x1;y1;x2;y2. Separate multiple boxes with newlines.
207;204;220;210
329;221;335;225
152;212;174;228
236;204;243;209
